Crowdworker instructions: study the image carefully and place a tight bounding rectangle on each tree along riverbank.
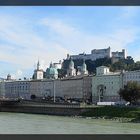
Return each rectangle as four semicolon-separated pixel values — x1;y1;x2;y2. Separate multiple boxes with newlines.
80;106;140;123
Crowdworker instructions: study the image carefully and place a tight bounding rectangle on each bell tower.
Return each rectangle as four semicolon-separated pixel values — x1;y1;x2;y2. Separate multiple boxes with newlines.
34;60;44;80
81;60;88;75
67;58;76;77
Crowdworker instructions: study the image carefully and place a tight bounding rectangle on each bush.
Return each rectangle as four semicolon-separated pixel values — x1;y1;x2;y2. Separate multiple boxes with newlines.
119;81;140;105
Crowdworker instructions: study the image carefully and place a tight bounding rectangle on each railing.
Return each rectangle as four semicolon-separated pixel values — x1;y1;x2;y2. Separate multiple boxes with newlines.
20;100;81;108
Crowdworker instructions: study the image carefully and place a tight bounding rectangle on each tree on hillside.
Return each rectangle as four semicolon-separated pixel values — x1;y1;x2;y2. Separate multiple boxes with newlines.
111;60;127;71
119;81;140;105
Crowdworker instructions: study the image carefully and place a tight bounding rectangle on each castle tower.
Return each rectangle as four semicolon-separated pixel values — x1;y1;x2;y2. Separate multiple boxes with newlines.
122;49;126;58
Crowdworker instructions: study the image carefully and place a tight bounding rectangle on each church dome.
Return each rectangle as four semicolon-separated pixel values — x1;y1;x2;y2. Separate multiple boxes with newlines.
46;67;58;75
46;62;58;79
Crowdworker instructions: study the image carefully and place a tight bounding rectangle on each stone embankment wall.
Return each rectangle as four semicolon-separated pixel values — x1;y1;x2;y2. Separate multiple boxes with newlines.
0;100;87;116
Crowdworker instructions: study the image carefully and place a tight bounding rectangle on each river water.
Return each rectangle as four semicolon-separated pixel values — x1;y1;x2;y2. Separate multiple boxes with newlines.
0;112;139;134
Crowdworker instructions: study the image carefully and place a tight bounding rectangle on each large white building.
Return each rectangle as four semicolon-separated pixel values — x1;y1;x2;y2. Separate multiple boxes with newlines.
29;75;92;102
0;81;5;98
91;66;140;103
92;66;123;103
0;58;92;102
0;75;92;103
68;47;111;61
4;80;31;99
122;70;140;86
30;79;54;98
55;75;92;102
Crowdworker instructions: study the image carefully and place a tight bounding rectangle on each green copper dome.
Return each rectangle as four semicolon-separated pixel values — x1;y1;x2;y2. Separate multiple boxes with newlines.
46;62;58;79
46;67;58;75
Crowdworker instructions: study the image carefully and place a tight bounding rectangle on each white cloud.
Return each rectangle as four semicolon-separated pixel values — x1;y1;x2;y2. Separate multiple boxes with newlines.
11;69;23;79
0;14;69;71
0;8;139;78
40;18;77;37
41;17;138;56
17;69;22;76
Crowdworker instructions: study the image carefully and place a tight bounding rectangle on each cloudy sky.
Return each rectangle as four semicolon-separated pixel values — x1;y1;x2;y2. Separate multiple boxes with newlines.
0;6;140;79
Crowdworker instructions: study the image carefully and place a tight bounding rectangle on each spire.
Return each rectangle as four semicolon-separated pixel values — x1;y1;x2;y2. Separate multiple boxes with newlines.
50;62;53;68
37;59;40;70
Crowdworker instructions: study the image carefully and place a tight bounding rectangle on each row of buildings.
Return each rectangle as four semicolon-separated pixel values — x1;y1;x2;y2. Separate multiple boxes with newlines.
0;59;92;103
0;57;140;104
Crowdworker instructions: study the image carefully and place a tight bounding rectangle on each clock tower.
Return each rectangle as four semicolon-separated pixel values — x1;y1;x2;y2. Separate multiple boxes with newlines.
34;60;44;80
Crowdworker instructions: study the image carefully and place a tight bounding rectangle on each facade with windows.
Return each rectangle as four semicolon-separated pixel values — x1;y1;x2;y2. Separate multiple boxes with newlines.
30;80;54;98
92;66;123;103
0;74;92;102
0;81;5;98
123;70;140;86
4;80;30;99
30;75;92;102
55;75;92;102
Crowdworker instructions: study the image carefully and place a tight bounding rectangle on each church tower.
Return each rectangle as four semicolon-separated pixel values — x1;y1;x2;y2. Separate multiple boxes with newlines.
81;60;88;75
67;58;76;77
34;60;44;80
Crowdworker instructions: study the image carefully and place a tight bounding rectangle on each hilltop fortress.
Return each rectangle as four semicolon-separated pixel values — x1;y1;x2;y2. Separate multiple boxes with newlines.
67;47;126;63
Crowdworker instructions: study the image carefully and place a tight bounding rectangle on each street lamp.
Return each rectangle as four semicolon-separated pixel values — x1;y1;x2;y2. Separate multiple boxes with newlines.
53;80;56;103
